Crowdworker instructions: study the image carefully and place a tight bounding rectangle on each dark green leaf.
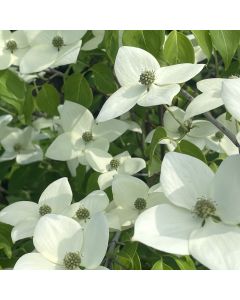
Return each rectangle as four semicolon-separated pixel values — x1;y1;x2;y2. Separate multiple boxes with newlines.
0;222;13;259
91;63;117;94
175;140;206;163
64;73;93;108
36;83;60;116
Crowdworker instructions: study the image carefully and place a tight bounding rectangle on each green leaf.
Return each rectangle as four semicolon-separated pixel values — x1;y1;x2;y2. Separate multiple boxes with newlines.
149;126;167;161
175;140;206;163
0;222;13;259
164;31;195;64
174;256;196;270
0;70;26;112
23;86;34;124
91;63;117;94
152;259;173;270
64;73;93;108
147;155;161;177
122;30;165;59
103;31;119;64
210;30;240;69
36;83;60;117
192;30;212;60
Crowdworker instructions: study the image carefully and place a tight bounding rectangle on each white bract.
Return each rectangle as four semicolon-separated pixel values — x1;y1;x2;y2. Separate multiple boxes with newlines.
222;78;240;122
107;174;168;230
97;46;204;122
0;30;30;70
146;106;216;150
206;113;239;155
14;213;109;270
0;126;43;165
68;190;109;227
46;101;128;174
82;30;105;51
85;150;146;190
133;152;240;269
184;78;238;120
20;30;86;73
0;114;16;141
0;178;72;242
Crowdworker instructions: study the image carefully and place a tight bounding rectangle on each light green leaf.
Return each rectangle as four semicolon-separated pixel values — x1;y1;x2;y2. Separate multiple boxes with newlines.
152;259;173;270
64;73;93;108
210;30;240;69
164;31;195;64
122;30;165;59
175;140;206;163
0;222;13;259
174;256;196;270
192;30;212;60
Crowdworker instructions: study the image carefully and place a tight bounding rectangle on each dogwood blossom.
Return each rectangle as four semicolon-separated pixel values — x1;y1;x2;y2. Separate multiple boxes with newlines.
46;101;128;171
0;30;30;70
107;174;167;230
85;150;146;190
146;106;216;150
68;190;109;227
0;126;43;165
20;30;86;73
133;152;240;269
14;213;109;270
97;46;204;122
0;178;72;242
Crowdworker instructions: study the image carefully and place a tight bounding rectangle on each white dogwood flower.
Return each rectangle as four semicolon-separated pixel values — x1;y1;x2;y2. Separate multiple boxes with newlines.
0;30;30;70
85;150;146;190
97;46;204;122
206;113;239;155
68;190;109;227
222;78;240;122
108;174;168;230
146;106;216;150
133;153;240;269
0;178;72;242
46;101;128;170
20;30;86;73
0;126;43;165
14;213;109;270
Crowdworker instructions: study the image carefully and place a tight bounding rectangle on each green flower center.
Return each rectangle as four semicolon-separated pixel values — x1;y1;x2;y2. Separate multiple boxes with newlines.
63;252;81;270
52;35;64;50
39;204;52;216
213;131;224;141
177;120;193;135
134;198;147;211
193;198;216;219
76;207;90;220
110;158;120;170
6;40;18;53
82;131;93;143
139;71;155;87
13;143;22;152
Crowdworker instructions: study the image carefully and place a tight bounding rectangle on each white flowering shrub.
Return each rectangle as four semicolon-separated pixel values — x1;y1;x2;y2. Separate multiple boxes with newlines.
1;30;240;270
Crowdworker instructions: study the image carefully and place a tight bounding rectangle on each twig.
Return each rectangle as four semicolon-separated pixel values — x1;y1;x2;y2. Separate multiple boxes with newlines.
181;89;240;150
104;231;121;268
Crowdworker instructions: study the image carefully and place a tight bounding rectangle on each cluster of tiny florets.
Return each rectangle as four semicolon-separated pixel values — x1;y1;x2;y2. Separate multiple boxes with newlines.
63;252;81;270
134;198;147;211
39;204;52;216
139;70;155;86
76;207;90;220
193;197;216;219
82;131;93;143
6;40;18;53
52;35;64;50
110;158;120;170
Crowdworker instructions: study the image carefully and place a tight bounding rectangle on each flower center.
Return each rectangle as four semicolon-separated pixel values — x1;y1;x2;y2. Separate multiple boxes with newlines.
134;198;147;211
52;35;64;50
76;207;90;220
139;70;155;87
63;252;81;270
6;40;18;53
110;158;120;170
193;198;216;219
82;131;93;143
13;143;22;152
39;204;52;216
213;131;224;141
177;120;193;135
